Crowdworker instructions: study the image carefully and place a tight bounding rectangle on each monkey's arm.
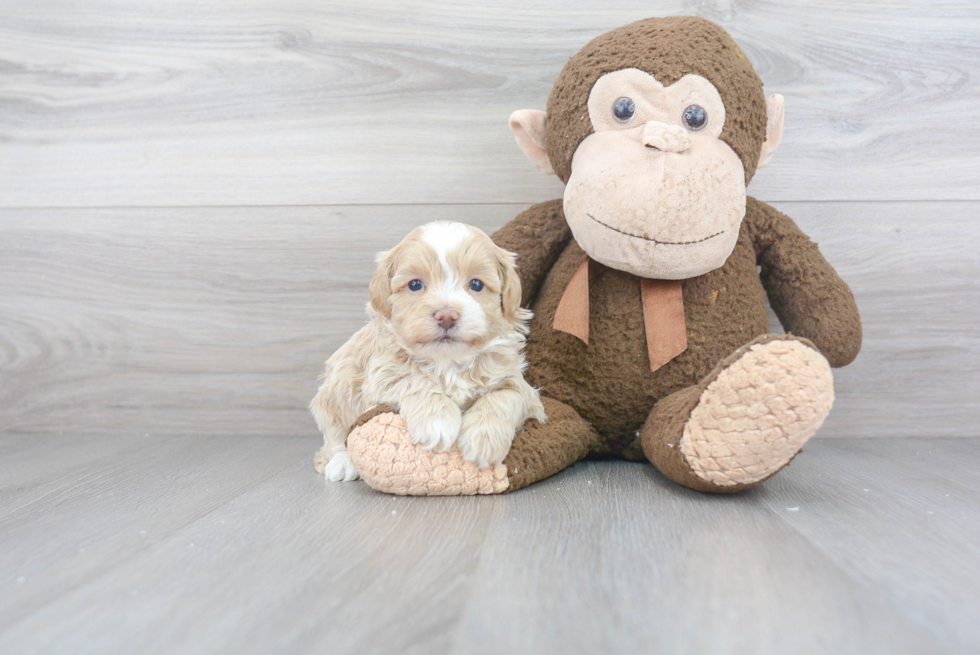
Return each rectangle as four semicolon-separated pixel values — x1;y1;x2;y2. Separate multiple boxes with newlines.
491;199;572;306
745;197;862;368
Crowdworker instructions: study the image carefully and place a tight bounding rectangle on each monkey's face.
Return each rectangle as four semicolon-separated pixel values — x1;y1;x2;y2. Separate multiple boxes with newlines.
509;18;784;280
562;69;746;280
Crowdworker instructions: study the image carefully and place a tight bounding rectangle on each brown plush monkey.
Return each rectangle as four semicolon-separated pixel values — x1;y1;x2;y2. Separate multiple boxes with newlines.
345;16;861;495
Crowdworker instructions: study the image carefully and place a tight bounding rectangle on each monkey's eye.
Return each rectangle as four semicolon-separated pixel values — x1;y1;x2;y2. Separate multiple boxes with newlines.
468;279;485;292
407;279;424;292
682;105;707;131
612;97;636;123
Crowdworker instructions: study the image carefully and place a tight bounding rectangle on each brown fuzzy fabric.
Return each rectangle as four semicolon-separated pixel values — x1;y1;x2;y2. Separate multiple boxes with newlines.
492;198;572;307
489;197;860;489
546;16;767;185
641;334;814;494
744;197;862;367
501;396;601;492
640;386;717;491
506;201;768;451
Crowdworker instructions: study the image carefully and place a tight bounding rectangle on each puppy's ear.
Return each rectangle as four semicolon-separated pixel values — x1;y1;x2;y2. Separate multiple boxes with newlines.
368;248;396;319
494;244;523;321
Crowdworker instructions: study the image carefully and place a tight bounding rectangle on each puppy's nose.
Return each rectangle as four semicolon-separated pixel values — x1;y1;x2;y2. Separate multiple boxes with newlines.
434;308;459;330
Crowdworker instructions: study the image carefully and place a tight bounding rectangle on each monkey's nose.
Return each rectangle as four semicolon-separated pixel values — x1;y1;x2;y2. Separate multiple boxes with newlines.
434;308;459;330
642;121;690;153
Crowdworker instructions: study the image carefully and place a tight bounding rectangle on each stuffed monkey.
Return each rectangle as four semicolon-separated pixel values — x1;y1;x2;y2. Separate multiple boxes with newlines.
344;16;861;495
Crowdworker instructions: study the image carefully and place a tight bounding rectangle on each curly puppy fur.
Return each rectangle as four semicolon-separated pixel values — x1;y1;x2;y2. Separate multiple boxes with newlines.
311;222;546;481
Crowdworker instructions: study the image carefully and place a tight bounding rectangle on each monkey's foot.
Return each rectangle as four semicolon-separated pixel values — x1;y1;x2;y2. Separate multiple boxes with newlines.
346;412;509;495
644;335;834;492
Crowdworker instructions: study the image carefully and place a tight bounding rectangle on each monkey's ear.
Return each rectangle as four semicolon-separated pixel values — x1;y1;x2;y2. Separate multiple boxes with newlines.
757;94;785;170
509;110;554;175
368;249;396;319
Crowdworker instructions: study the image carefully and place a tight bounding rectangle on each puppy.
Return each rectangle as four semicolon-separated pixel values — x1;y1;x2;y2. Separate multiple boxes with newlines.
310;221;546;482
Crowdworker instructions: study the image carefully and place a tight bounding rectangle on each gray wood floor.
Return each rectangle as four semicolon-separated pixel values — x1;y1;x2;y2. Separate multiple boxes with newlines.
1;435;978;654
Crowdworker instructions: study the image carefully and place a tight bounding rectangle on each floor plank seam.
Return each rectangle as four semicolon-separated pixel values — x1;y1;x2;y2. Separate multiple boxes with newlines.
0;449;313;637
0;436;186;523
761;487;963;650
442;493;506;655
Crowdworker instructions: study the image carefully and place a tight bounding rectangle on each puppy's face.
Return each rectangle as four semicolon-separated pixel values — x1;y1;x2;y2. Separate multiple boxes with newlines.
369;222;524;361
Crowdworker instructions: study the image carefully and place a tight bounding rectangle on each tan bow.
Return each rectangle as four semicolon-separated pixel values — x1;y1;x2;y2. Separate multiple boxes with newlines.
553;257;688;372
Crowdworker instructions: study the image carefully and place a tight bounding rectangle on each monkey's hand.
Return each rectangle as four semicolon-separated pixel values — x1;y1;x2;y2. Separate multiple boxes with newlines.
748;197;862;367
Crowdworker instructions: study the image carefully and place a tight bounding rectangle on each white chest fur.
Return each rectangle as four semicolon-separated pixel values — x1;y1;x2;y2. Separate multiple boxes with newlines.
361;350;496;414
436;368;481;410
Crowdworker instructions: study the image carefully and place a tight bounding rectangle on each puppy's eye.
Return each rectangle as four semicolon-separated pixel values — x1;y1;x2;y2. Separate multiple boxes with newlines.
682;104;707;131
468;279;485;292
613;97;635;123
407;279;424;292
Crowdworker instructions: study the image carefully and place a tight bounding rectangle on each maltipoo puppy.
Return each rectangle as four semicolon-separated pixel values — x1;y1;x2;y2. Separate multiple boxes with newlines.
311;221;546;482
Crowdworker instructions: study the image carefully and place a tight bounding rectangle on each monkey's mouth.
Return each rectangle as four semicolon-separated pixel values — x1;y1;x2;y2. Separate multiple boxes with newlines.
586;213;724;245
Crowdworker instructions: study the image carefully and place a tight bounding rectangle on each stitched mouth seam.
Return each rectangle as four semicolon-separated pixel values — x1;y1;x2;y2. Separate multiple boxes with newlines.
586;214;724;245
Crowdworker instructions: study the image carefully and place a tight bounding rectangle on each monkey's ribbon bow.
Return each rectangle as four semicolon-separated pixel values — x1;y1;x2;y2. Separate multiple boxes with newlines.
553;257;688;373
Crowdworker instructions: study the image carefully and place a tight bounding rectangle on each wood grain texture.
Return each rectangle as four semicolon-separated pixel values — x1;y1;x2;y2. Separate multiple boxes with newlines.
0;433;312;627
0;1;977;207
452;461;938;655
0;432;157;514
1;435;977;654
2;201;977;438
757;438;980;649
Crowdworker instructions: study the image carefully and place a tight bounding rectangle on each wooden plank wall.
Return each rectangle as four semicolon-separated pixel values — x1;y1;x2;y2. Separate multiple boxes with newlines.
1;1;978;438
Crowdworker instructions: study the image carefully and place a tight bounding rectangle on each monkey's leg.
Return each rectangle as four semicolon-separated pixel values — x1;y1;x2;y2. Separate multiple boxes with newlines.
501;396;601;492
346;397;599;495
642;334;834;493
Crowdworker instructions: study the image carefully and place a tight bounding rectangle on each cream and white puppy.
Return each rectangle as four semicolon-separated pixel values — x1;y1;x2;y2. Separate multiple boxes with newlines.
310;221;547;482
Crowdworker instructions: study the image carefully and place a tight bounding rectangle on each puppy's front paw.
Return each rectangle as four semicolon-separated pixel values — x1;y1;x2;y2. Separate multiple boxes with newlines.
457;413;516;469
324;450;360;482
402;396;462;452
409;411;462;452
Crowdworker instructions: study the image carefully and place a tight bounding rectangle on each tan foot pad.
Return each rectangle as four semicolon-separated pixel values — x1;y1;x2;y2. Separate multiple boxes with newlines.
681;339;834;487
347;413;509;495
